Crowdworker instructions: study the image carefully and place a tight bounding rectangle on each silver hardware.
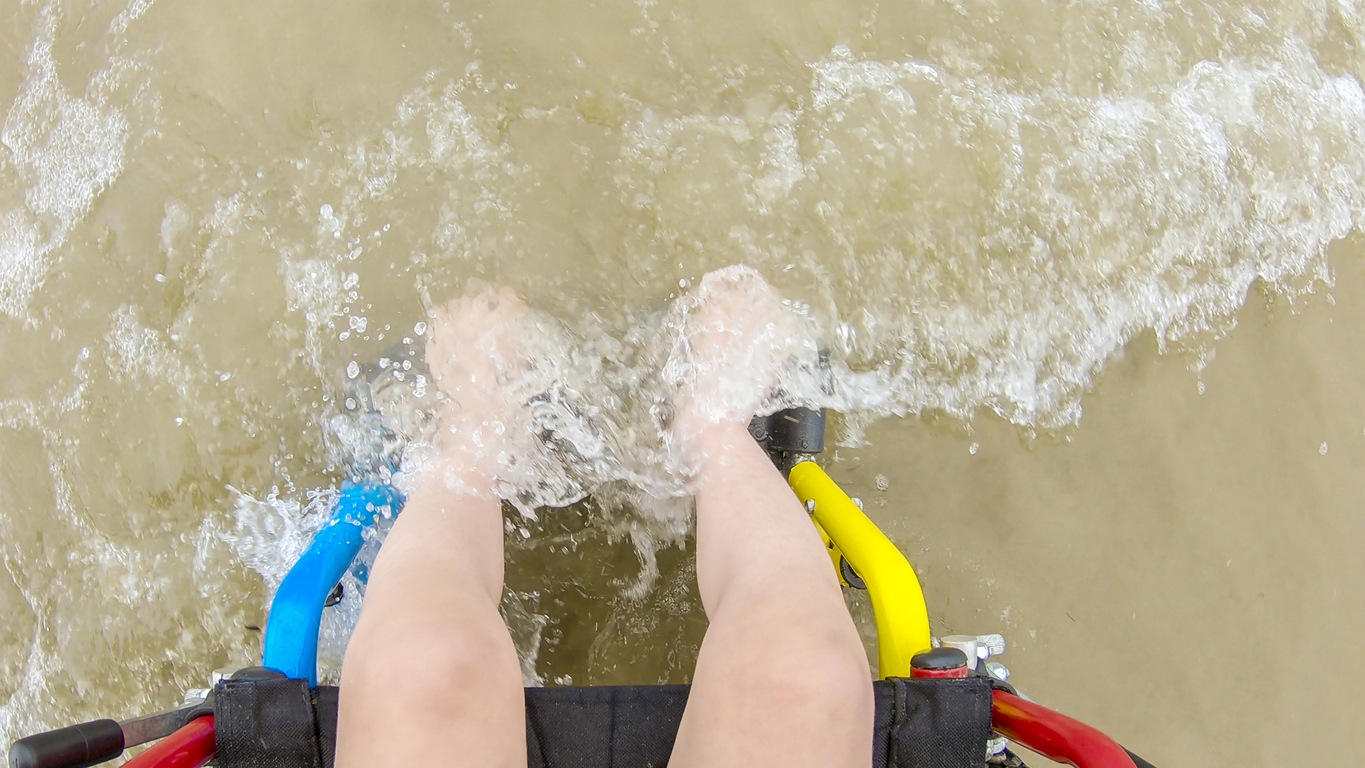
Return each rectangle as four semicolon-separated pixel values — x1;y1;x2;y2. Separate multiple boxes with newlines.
940;635;980;670
976;634;1006;657
120;698;205;749
211;666;242;685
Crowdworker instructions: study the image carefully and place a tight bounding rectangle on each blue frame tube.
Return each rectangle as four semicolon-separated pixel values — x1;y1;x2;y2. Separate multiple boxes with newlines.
262;483;405;685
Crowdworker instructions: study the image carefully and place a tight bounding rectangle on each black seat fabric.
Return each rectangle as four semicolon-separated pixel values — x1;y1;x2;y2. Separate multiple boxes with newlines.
213;677;992;768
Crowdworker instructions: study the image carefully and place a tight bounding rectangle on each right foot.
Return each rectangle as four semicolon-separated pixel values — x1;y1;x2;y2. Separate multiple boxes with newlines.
669;266;798;456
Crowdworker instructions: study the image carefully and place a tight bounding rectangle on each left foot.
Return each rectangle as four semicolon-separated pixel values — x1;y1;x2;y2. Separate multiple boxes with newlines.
426;286;533;494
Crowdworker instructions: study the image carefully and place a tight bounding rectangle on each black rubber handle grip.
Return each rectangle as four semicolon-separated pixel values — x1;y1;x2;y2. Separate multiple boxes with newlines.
8;719;125;768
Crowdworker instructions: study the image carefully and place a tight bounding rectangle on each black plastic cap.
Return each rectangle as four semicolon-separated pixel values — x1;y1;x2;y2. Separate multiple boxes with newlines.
229;666;288;681
8;718;124;768
910;647;969;671
769;408;826;454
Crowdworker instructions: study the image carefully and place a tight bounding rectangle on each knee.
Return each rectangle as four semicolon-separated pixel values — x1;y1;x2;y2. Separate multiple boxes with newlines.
731;627;875;728
789;636;874;718
343;613;522;716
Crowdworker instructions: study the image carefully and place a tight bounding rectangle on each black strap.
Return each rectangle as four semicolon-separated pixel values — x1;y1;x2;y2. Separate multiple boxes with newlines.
213;678;993;768
214;677;322;768
890;679;993;768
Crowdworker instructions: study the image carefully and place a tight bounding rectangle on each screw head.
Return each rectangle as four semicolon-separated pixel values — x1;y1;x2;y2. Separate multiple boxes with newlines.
985;662;1011;682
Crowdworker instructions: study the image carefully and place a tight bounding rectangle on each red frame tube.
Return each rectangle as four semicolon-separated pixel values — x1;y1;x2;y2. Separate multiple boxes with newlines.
992;691;1135;768
121;716;216;768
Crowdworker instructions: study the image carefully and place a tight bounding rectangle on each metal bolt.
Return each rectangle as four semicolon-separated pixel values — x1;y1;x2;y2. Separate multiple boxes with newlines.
210;666;242;685
985;662;1011;682
940;635;980;670
976;633;1006;657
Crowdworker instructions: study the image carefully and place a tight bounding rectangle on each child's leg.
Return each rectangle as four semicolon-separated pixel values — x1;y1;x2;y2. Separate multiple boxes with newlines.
667;267;873;768
336;289;532;768
666;422;873;768
335;484;524;767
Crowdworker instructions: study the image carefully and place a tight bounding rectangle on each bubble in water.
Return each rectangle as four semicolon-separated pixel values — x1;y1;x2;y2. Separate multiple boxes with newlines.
346;361;360;379
875;474;889;491
414;321;427;336
1319;442;1329;455
969;443;980;455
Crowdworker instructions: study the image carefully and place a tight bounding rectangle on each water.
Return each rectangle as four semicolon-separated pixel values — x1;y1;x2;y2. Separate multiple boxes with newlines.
3;0;1365;764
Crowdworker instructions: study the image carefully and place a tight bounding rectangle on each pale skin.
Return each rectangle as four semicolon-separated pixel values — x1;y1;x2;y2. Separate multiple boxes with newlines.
336;271;872;768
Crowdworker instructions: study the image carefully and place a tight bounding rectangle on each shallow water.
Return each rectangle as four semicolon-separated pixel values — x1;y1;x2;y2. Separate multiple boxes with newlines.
3;0;1365;764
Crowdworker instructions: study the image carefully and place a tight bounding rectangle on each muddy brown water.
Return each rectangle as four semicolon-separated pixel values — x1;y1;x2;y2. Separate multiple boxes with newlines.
4;1;1365;766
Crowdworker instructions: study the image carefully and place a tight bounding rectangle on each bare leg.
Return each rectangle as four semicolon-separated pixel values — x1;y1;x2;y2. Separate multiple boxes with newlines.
668;268;873;768
336;289;530;768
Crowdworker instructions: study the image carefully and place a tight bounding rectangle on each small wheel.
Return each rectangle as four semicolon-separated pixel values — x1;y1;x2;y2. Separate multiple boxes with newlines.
839;556;867;590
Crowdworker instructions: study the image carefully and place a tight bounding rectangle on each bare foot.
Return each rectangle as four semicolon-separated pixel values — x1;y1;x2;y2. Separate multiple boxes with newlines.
669;266;797;458
426;286;532;494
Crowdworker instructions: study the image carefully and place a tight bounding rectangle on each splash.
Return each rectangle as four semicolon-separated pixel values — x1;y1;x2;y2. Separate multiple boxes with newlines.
0;0;153;318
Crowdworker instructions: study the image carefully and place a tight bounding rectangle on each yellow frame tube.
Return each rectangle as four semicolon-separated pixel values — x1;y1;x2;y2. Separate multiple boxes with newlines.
787;461;932;678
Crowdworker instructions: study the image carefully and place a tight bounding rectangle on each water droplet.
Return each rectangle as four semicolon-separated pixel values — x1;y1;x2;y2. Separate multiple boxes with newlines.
218;372;231;382
346;361;360;379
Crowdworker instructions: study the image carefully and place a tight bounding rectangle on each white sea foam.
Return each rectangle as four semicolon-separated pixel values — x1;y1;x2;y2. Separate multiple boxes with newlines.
612;42;1365;429
0;2;137;318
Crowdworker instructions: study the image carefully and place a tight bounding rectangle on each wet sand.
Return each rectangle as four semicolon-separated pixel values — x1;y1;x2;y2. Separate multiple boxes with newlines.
824;240;1365;765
